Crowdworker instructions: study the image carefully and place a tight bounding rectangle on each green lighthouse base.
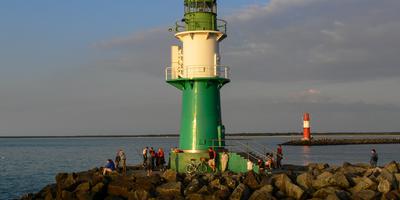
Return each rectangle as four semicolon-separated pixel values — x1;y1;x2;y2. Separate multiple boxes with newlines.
169;151;260;174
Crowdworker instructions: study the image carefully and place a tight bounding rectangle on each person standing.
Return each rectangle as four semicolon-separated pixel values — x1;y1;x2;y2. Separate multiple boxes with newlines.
276;144;283;169
257;159;265;174
150;147;156;170
145;154;153;176
115;151;121;171
370;149;378;167
208;147;217;172
142;147;148;167
221;150;229;172
157;148;166;171
118;149;127;175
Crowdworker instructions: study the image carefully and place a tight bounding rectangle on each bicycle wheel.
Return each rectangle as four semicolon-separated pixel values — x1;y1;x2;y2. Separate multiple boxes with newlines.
186;163;196;174
197;162;208;174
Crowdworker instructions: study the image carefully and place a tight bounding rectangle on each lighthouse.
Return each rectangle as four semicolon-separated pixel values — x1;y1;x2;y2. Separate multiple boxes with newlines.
166;0;229;152
166;0;231;172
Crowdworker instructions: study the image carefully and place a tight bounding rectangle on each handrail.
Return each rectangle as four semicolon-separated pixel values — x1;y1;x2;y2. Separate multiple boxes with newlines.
165;65;229;80
173;19;227;34
209;138;274;162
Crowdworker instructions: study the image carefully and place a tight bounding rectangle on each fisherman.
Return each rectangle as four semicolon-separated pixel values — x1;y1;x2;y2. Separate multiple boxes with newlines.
276;144;283;169
103;159;116;175
370;149;378;167
221;150;229;172
208;147;217;172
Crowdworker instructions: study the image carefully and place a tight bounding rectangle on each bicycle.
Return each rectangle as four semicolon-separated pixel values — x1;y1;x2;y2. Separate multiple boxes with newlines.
185;157;208;174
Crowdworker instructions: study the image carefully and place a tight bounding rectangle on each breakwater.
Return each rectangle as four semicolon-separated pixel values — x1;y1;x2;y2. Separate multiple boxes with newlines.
21;161;400;200
282;138;400;146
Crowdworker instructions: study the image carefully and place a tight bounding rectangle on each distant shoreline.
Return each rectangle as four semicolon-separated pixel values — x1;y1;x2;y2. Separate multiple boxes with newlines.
1;132;400;139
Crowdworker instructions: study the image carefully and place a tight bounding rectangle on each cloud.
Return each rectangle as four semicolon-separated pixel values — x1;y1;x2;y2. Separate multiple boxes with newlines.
95;0;400;84
2;0;400;136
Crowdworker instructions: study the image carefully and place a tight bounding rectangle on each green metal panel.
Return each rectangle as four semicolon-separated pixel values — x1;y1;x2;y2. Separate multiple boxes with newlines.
183;0;217;31
184;12;216;31
180;79;220;150
169;152;211;173
169;152;257;174
167;77;229;151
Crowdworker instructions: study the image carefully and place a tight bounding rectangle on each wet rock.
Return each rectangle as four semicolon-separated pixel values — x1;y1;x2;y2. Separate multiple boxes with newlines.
335;190;351;200
243;171;261;190
56;173;78;191
224;176;238;190
107;184;130;198
350;177;377;194
75;182;90;193
326;194;341;200
197;185;212;195
184;178;203;195
341;163;367;176
377;169;397;186
312;171;334;189
162;169;177;182
128;189;149;200
210;178;223;190
229;183;250;200
92;182;105;193
213;185;230;199
296;172;313;191
186;193;206;200
61;190;74;200
378;179;392;194
312;187;339;199
156;182;182;199
308;163;330;171
384;161;399;174
248;185;276;200
273;173;305;199
312;171;350;189
384;190;400;200
352;189;377;200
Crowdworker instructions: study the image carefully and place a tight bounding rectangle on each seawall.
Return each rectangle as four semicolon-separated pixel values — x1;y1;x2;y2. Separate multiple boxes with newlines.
283;138;400;146
21;161;400;200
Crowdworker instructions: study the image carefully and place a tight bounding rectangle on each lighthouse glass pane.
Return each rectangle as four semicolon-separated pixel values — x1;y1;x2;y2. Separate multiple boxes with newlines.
184;0;216;14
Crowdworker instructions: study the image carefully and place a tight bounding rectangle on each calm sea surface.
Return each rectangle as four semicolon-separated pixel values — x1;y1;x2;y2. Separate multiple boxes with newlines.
1;135;400;199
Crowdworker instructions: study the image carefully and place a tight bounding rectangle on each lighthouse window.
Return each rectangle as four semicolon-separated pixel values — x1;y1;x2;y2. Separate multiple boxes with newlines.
185;1;216;13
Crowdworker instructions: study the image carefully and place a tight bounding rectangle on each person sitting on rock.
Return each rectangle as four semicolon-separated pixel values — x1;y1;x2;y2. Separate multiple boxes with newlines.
103;159;116;175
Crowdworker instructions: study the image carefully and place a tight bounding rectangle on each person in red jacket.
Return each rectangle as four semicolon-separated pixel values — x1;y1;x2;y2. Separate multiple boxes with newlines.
157;148;166;171
208;147;217;172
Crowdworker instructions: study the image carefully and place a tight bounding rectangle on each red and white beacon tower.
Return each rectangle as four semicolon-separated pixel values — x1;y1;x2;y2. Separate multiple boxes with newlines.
302;113;311;140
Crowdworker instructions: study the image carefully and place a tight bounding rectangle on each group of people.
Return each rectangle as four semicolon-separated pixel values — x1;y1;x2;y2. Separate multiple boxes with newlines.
102;149;127;175
143;147;166;176
207;147;230;172
102;145;380;176
257;144;284;174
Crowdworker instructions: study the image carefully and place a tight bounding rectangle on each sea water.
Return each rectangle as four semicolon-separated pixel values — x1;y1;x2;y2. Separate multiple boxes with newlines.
0;136;399;199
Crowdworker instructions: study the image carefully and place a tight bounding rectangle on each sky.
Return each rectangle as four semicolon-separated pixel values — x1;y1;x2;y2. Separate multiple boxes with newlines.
0;0;399;136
